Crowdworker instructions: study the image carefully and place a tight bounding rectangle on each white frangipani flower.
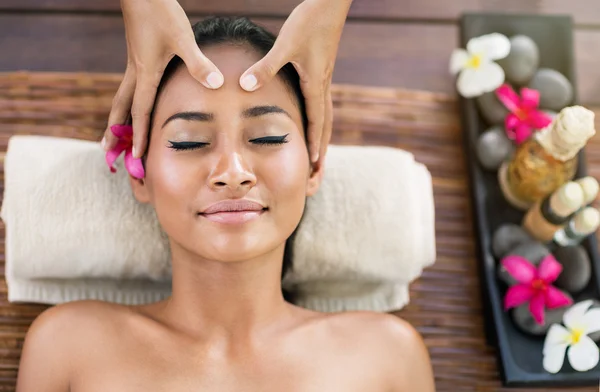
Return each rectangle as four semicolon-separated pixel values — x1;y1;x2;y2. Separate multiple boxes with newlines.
543;300;600;373
450;33;510;98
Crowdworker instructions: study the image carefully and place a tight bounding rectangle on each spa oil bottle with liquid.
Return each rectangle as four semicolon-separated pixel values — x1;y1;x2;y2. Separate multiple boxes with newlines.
498;106;596;210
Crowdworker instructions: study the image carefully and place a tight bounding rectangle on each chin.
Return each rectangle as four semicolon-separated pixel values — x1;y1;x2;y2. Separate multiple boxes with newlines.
196;231;283;263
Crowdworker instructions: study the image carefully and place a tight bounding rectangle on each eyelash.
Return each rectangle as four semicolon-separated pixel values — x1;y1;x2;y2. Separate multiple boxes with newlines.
167;141;208;151
167;134;289;151
249;134;290;145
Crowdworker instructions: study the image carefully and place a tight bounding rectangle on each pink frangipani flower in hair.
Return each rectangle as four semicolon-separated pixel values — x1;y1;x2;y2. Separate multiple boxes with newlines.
502;254;572;325
495;84;553;145
105;124;145;179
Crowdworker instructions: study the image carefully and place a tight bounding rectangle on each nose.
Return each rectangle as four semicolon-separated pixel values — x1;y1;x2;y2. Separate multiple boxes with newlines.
208;150;257;193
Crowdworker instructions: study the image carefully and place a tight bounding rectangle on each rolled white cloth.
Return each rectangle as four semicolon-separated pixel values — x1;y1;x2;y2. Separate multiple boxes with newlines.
1;136;435;312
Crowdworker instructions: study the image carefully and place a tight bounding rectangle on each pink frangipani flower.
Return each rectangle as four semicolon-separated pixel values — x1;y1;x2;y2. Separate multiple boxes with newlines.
495;84;553;145
502;254;572;325
105;124;145;179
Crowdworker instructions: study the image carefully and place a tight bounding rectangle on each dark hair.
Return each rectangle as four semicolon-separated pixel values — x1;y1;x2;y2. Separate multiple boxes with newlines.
151;16;308;303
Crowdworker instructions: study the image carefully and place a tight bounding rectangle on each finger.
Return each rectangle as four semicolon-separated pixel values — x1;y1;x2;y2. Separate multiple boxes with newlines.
302;79;326;163
239;44;289;92
103;67;136;151
177;39;224;89
317;82;333;167
130;71;162;158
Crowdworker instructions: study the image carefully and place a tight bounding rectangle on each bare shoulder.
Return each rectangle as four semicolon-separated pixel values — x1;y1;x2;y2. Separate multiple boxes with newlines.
335;311;418;335
26;300;132;341
317;311;421;343
319;311;436;391
17;300;133;392
24;299;140;356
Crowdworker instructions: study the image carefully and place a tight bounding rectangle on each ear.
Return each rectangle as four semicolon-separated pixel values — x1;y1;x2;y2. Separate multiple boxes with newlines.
306;154;326;197
129;175;151;204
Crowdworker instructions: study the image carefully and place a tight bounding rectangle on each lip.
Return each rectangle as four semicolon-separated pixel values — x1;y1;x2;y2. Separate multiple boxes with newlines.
199;199;267;224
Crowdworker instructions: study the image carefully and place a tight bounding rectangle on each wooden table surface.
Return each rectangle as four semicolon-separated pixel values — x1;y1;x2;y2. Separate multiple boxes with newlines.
1;0;599;105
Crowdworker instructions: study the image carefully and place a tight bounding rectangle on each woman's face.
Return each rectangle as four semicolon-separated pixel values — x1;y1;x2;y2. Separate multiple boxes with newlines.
131;44;322;262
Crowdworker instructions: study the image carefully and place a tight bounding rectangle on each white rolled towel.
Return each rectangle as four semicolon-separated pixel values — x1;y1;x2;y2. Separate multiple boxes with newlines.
1;135;436;312
284;146;436;311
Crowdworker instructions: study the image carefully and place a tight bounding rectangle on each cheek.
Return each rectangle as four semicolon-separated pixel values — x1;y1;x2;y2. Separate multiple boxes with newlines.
259;139;310;219
144;150;199;231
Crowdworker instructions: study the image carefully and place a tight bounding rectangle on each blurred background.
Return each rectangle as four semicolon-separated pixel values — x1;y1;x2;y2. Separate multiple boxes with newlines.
1;0;599;105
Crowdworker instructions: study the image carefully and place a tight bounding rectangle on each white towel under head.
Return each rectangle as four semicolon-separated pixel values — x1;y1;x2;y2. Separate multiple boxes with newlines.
284;145;436;311
1;136;436;312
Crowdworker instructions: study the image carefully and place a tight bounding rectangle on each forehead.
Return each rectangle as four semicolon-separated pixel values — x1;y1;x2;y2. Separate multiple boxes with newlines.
154;44;298;116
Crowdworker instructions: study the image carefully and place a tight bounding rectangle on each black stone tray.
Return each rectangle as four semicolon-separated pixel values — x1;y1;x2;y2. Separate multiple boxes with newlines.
460;13;600;387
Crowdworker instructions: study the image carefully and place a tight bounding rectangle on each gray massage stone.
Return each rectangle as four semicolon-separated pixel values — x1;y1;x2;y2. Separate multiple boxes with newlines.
476;91;509;126
553;245;592;295
528;68;574;111
497;241;550;286
518;299;600;342
492;223;534;259
497;35;540;85
476;126;514;171
512;293;573;336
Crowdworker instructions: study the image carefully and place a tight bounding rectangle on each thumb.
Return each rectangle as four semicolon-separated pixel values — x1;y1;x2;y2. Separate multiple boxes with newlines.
240;47;289;92
178;42;224;89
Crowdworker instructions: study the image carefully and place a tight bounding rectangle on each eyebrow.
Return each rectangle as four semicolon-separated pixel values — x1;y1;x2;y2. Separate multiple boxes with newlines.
161;105;291;129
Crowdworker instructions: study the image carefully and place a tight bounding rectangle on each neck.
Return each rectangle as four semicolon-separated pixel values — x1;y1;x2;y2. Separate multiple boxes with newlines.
158;242;292;340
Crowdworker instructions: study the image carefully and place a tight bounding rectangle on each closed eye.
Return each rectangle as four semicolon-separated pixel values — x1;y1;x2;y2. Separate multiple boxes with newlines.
249;134;290;145
167;141;209;151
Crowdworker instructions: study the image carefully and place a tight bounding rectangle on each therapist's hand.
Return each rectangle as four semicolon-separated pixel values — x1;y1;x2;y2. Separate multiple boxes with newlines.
239;0;352;164
102;0;224;158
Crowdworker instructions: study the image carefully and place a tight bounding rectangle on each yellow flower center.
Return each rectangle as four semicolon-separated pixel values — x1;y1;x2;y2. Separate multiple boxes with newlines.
570;328;585;344
466;54;482;69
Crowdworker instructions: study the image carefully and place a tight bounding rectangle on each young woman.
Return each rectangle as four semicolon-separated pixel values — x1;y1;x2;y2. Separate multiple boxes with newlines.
17;17;435;392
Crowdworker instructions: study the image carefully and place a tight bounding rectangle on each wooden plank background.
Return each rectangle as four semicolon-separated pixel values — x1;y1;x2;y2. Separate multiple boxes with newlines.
1;0;600;25
1;0;599;104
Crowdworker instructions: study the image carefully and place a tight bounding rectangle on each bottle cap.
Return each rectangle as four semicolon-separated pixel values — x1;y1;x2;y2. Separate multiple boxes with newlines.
549;182;584;217
576;176;600;205
536;106;596;161
572;207;600;235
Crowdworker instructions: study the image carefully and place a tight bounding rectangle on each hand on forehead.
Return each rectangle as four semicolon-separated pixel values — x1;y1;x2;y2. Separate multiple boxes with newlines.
152;45;304;133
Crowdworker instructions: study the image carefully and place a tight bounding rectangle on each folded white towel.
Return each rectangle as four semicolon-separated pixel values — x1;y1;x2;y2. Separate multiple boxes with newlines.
1;136;436;312
283;146;436;311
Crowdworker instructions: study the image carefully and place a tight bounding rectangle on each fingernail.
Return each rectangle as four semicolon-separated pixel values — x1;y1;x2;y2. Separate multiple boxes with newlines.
132;146;138;158
101;137;106;150
241;74;257;91
206;72;224;89
312;152;320;163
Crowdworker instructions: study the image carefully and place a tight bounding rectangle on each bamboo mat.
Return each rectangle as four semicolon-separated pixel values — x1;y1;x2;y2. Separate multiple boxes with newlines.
1;71;599;392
